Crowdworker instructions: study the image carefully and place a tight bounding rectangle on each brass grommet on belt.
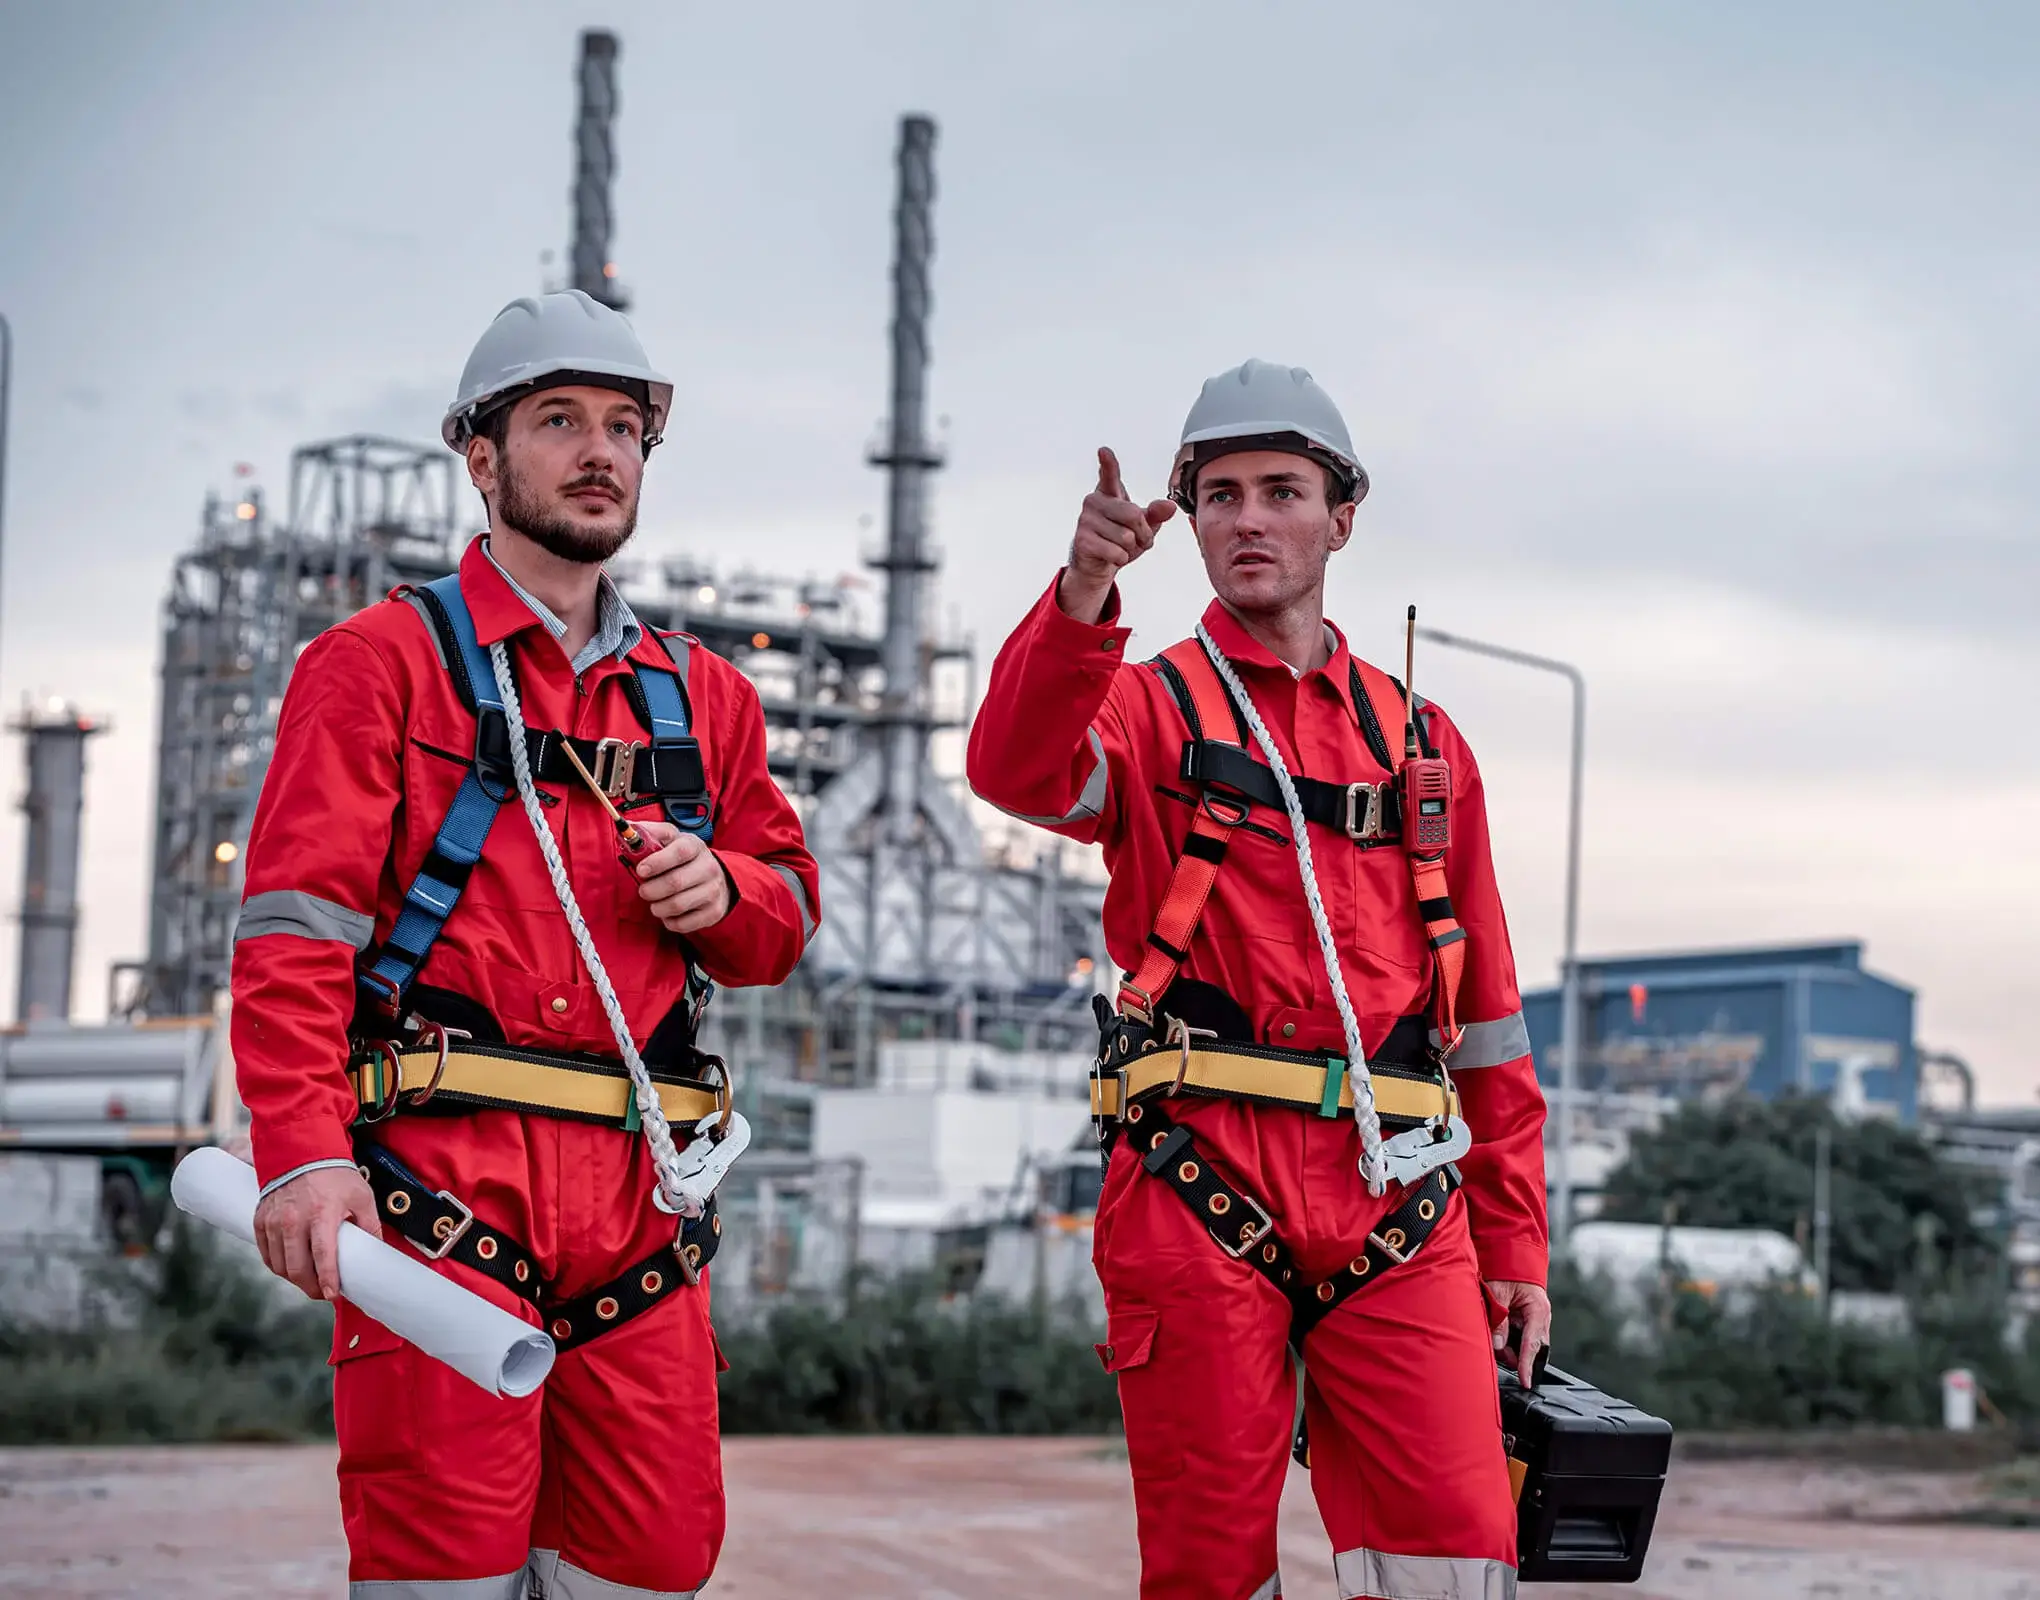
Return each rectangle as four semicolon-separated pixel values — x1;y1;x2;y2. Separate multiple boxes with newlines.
1149;1131;1168;1151
641;1270;664;1294
1350;1255;1371;1276
1417;1198;1437;1222
596;1296;621;1321
551;1318;572;1340
682;1243;703;1269
1316;1282;1336;1302
1127;1104;1144;1124
1382;1227;1407;1252
385;1191;411;1215
432;1215;458;1241
514;1260;531;1283
1261;1242;1279;1264
1207;1193;1231;1216
1178;1160;1200;1183
711;1215;722;1237
475;1235;499;1260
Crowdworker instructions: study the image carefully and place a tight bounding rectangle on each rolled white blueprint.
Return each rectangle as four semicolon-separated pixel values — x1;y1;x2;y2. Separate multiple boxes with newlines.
171;1145;554;1399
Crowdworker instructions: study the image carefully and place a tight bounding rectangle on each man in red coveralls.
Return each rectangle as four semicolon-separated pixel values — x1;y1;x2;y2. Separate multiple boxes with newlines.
967;359;1550;1600
233;290;819;1598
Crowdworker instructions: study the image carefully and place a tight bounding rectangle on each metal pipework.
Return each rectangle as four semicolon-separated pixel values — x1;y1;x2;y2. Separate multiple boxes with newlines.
571;29;627;310
869;114;941;849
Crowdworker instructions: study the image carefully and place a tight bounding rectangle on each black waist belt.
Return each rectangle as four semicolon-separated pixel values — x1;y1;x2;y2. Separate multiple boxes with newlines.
1179;740;1405;843
356;1140;721;1354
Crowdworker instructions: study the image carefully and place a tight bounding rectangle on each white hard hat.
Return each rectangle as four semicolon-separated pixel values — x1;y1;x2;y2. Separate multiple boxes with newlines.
442;290;674;454
1171;358;1369;510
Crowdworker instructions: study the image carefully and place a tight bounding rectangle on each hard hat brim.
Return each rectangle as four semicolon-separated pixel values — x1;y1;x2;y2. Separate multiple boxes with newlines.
443;360;675;451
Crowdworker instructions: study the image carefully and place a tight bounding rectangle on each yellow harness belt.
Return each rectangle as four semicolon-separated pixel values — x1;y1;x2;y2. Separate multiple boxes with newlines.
1090;1042;1458;1127
351;1043;724;1130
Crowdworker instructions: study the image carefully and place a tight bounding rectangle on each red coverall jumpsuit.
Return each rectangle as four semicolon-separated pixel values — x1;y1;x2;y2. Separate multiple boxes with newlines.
967;581;1547;1600
231;537;819;1597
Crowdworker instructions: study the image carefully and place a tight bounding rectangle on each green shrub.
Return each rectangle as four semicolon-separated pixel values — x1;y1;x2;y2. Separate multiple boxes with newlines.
0;1220;334;1445
1547;1258;2040;1431
716;1272;1119;1434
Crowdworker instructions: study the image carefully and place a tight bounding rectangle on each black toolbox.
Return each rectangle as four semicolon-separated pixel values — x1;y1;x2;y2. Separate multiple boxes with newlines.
1499;1361;1673;1583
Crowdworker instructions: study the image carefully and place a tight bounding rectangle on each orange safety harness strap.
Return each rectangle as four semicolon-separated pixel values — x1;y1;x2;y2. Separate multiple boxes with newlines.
1116;639;1250;1022
1351;657;1467;1055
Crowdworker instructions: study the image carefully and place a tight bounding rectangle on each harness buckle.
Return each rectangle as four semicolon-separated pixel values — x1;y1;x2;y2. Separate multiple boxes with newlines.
424;1189;476;1259
1344;781;1387;841
1218;1189;1277;1260
591;738;641;802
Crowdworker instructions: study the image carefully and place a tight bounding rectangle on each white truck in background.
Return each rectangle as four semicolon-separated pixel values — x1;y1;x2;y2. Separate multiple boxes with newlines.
0;1016;238;1249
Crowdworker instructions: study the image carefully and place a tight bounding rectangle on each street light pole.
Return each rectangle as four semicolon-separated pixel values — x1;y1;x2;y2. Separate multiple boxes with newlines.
1414;625;1585;1253
0;311;11;684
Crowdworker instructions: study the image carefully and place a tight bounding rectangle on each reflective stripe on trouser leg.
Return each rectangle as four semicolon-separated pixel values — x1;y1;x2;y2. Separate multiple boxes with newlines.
350;1576;526;1600
1333;1549;1515;1600
529;1549;698;1599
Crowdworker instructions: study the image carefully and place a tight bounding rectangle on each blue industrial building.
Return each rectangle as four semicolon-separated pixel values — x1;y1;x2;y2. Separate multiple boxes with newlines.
1522;942;1918;1122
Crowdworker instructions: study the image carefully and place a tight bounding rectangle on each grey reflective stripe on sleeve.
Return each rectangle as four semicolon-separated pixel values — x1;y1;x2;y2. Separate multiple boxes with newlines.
990;727;1109;826
528;1549;698;1599
1432;1011;1531;1070
1334;1547;1516;1600
768;863;816;943
1245;1574;1282;1600
351;1573;527;1600
235;889;376;950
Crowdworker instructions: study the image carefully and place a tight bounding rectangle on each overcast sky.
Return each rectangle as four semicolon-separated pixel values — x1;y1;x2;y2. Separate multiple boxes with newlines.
0;1;2034;1101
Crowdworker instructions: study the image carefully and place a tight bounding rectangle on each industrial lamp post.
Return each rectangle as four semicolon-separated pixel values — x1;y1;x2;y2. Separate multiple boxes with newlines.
0;311;11;681
1414;625;1585;1252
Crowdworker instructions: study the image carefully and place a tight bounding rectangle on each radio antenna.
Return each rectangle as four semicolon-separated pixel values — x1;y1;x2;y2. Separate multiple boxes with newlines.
1403;604;1420;759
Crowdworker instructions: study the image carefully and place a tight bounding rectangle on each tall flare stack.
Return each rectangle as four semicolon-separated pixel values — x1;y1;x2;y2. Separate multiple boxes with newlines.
869;114;941;849
571;29;627;311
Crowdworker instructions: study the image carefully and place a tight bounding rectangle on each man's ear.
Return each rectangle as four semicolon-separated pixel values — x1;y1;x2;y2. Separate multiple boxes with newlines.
1327;499;1357;553
467;435;497;496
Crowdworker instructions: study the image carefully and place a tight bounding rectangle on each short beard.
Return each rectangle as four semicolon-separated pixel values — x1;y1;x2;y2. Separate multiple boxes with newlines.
494;456;638;565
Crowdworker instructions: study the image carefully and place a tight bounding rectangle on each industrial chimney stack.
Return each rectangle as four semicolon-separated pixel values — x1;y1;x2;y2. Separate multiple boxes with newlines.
14;703;104;1022
870;114;941;849
571;29;628;310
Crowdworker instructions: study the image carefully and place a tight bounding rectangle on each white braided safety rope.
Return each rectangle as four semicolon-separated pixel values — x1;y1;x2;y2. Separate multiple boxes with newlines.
1194;624;1389;1195
489;641;700;1223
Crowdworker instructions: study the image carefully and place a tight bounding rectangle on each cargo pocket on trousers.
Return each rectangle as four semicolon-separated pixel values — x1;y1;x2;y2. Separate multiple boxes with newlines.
330;1301;420;1472
1095;1305;1159;1374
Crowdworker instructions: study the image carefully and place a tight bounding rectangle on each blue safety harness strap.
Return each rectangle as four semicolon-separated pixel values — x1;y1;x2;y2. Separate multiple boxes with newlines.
358;575;716;1018
358;575;510;1015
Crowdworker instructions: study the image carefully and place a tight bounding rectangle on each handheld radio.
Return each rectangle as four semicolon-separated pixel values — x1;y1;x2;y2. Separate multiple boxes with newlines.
1400;606;1451;856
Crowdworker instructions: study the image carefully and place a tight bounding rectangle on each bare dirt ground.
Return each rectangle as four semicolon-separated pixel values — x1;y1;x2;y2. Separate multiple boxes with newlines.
1;1438;2036;1599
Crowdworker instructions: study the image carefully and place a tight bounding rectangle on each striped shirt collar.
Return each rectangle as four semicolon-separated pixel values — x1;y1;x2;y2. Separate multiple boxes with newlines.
481;537;643;675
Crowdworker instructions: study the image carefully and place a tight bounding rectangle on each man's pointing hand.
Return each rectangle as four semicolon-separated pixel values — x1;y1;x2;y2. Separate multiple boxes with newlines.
1058;447;1175;623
